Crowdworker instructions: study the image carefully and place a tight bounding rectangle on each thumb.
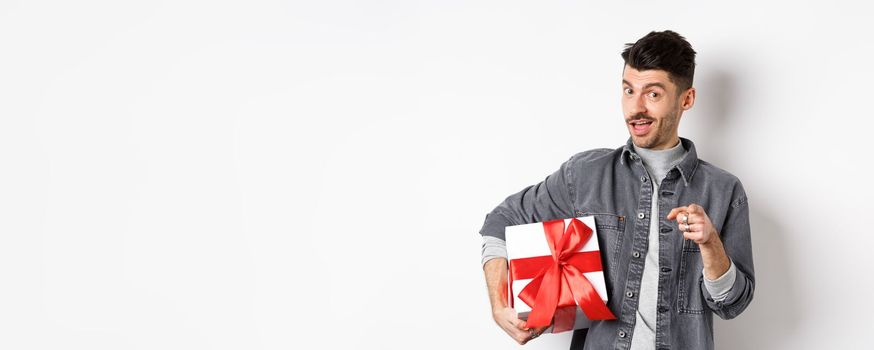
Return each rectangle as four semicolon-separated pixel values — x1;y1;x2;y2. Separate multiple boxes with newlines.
517;319;530;330
667;206;688;220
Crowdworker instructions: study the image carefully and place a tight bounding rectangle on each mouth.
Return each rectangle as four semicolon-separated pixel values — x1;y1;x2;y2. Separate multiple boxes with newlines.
628;119;654;136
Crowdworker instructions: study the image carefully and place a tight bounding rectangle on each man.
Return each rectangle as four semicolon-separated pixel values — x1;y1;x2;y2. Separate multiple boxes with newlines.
480;30;754;349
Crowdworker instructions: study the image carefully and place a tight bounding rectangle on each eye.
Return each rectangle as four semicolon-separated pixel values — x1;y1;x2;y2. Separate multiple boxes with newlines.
648;91;659;98
624;88;633;95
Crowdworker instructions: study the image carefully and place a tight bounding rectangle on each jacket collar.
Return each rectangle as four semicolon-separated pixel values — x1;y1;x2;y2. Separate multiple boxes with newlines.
620;137;699;186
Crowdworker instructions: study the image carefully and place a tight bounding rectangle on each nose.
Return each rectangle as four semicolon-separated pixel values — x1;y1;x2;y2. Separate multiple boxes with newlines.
628;94;647;117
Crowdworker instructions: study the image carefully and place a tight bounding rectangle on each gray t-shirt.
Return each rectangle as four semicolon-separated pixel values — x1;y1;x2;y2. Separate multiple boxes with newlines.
628;141;684;349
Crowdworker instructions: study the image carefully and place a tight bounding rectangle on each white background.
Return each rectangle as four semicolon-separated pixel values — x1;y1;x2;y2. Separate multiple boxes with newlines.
1;1;872;349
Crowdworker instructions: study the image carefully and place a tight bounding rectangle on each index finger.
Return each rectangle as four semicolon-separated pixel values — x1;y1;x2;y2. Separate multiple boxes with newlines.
667;206;689;220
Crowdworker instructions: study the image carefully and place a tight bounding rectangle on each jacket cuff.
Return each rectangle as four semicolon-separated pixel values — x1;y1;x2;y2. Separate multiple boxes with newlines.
479;211;514;240
701;263;749;310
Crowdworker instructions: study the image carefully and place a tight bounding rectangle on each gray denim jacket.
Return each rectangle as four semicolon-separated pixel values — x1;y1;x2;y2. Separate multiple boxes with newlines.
479;138;755;350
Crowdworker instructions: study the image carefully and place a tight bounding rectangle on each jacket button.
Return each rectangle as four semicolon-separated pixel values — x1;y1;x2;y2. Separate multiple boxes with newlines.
660;267;672;273
618;331;626;338
626;291;634;298
637;212;645;219
633;251;641;258
640;176;647;182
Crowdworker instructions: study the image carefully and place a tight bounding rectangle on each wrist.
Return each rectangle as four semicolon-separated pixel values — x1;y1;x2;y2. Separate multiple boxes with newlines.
698;232;730;280
492;303;510;315
491;306;512;323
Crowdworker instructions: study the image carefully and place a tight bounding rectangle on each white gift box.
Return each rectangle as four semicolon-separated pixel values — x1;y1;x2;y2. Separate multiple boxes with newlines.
505;216;610;333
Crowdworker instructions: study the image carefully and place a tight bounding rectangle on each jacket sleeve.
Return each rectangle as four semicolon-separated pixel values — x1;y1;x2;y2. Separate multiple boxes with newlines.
701;180;755;319
478;157;576;240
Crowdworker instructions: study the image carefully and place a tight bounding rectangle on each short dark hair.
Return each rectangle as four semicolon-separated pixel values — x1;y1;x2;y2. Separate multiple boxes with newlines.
621;30;696;92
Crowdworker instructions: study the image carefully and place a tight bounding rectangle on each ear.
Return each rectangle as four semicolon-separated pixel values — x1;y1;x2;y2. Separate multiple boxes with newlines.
681;87;696;110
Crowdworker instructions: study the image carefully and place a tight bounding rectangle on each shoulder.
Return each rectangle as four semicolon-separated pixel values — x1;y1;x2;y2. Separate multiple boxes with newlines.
695;159;743;186
567;147;621;166
695;159;748;207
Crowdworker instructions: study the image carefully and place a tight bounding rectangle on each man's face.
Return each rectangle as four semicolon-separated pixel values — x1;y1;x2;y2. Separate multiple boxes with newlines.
621;65;694;150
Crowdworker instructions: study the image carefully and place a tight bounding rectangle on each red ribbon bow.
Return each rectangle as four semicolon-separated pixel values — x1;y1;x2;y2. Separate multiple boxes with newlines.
509;218;616;332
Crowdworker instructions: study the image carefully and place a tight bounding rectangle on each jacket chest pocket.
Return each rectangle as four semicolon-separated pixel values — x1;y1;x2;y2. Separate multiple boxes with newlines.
578;212;626;294
677;239;705;314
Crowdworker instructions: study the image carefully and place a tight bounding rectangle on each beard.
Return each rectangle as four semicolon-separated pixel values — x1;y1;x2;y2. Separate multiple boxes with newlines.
629;110;679;149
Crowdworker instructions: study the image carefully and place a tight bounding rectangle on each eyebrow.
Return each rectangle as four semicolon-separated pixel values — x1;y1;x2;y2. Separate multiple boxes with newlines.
622;80;668;90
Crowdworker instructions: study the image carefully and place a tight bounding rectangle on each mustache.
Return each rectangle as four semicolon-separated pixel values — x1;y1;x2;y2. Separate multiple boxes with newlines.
626;113;654;123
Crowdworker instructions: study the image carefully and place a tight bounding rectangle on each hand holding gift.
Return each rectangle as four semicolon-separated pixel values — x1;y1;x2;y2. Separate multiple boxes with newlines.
490;304;550;345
